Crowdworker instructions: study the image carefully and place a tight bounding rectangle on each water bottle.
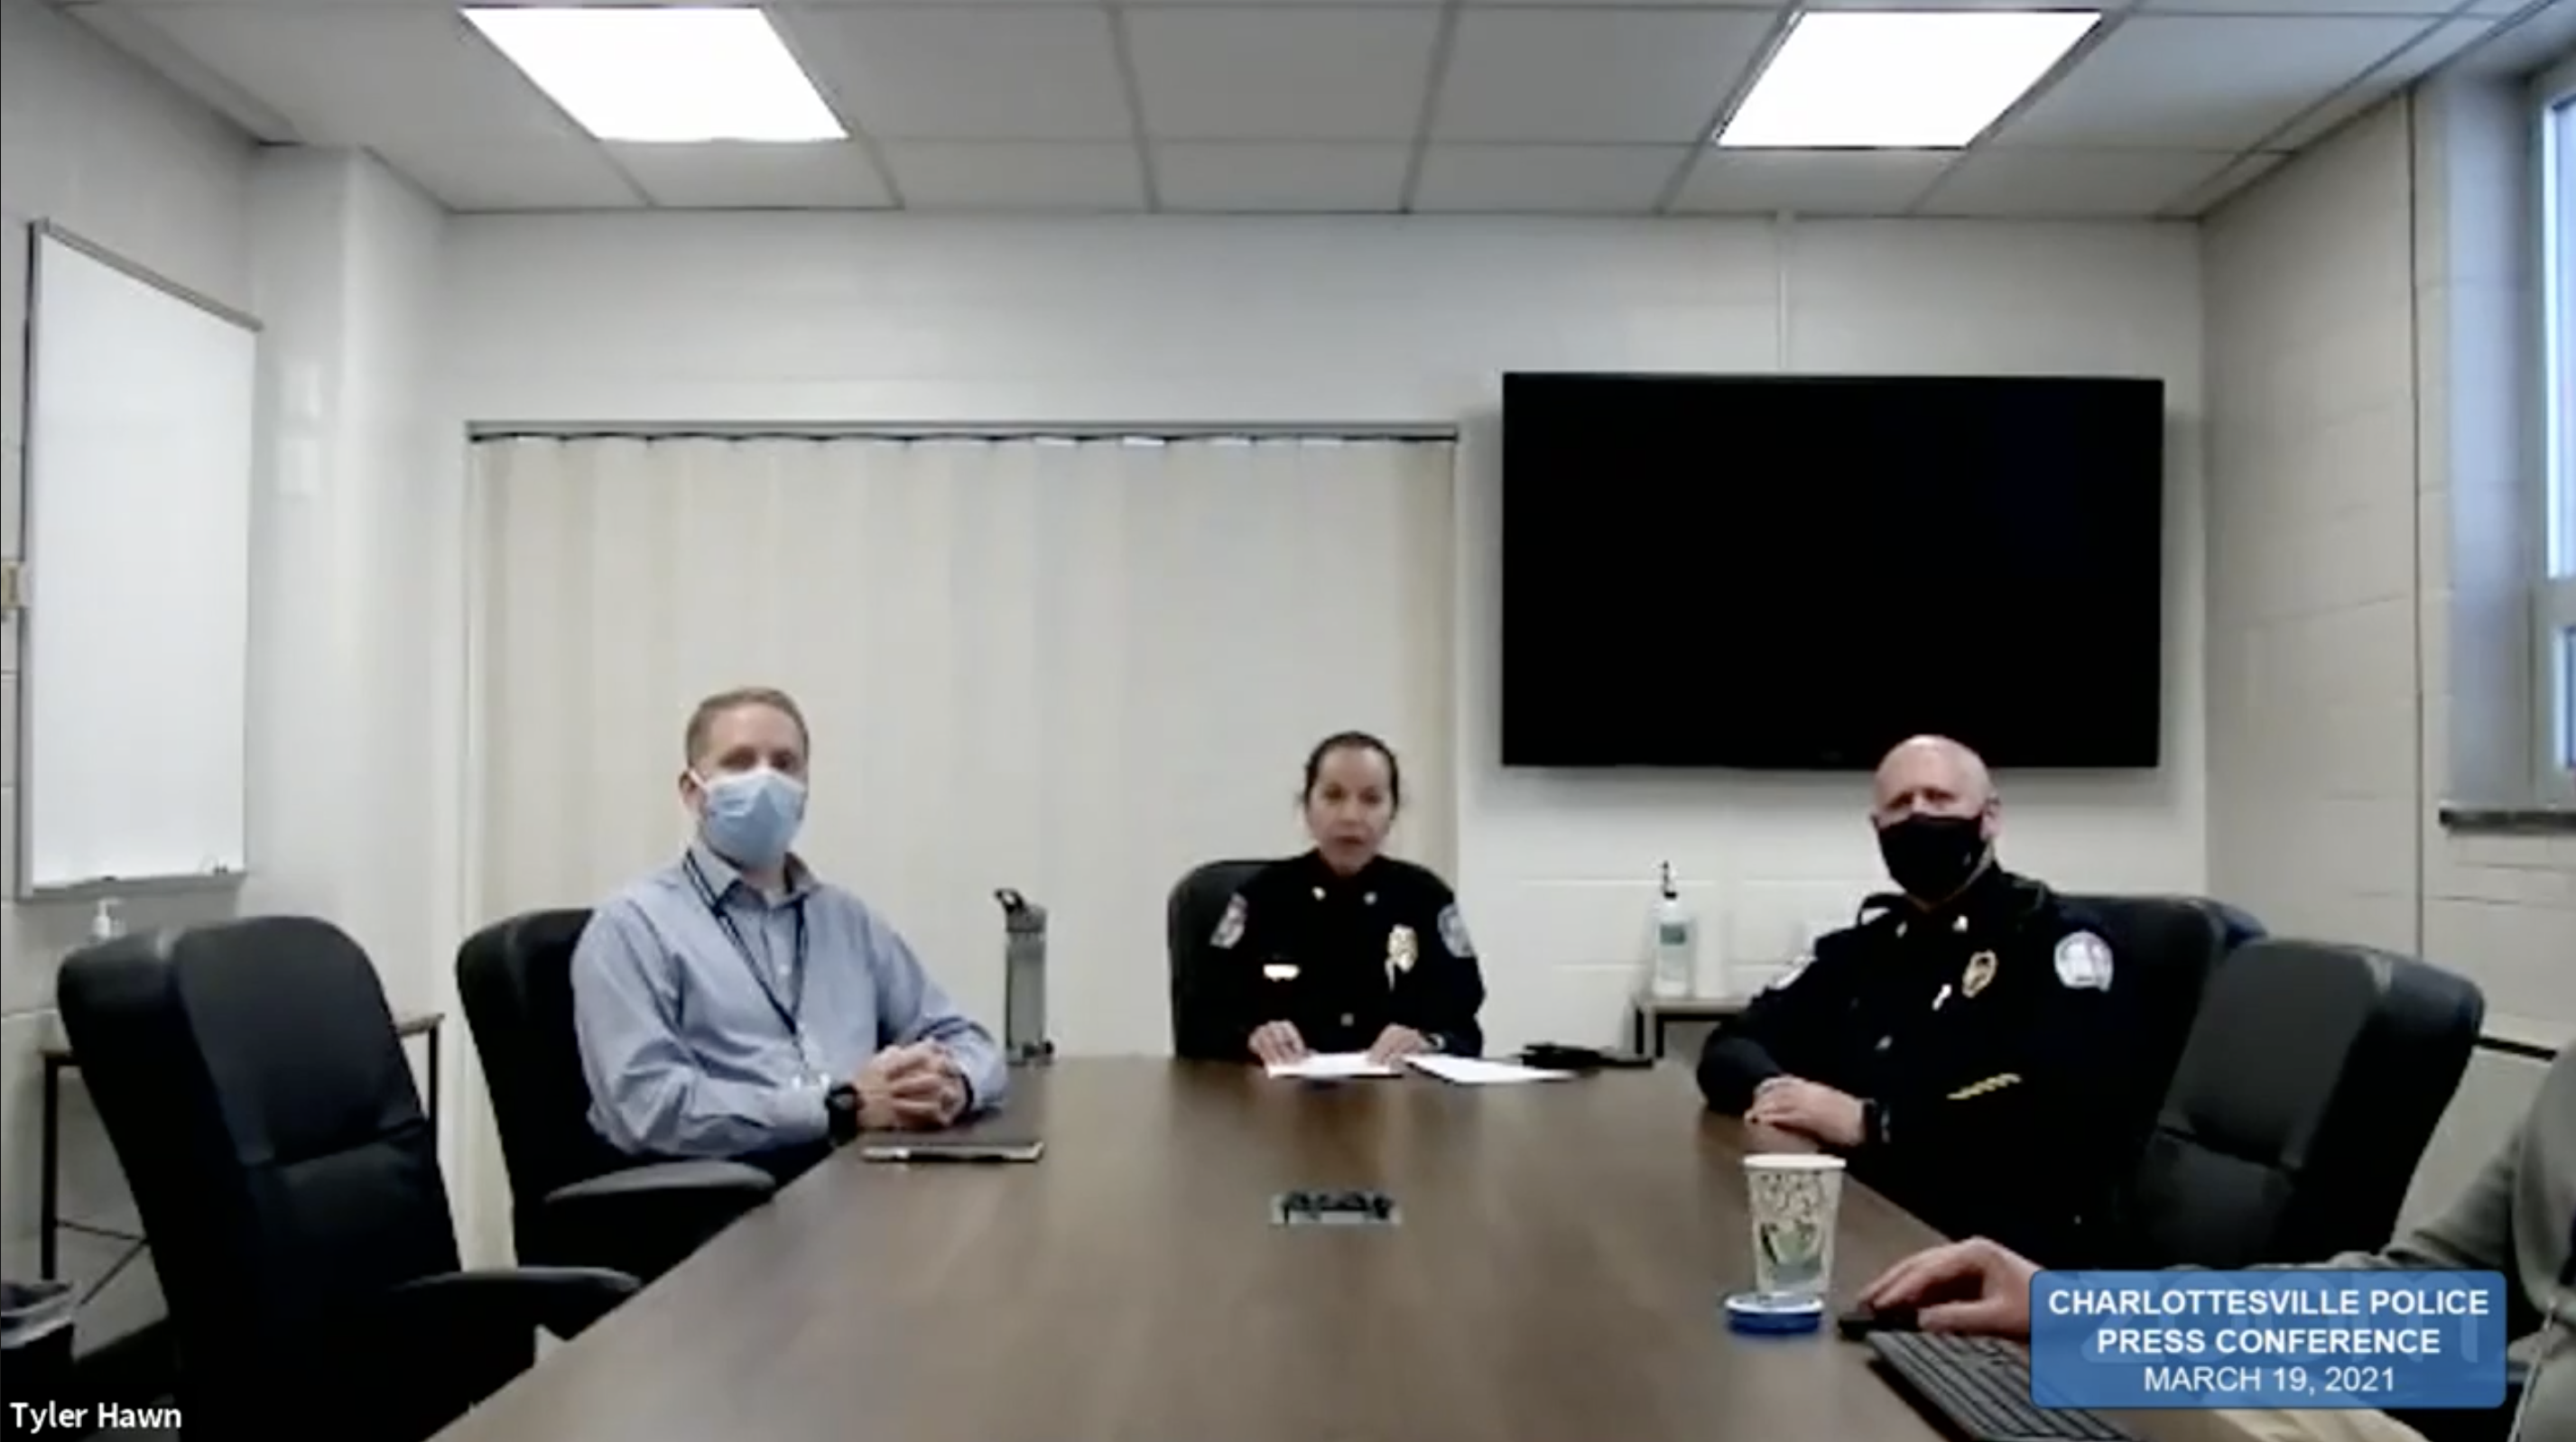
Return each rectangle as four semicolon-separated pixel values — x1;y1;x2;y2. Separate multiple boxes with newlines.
995;889;1054;1065
1651;862;1696;1000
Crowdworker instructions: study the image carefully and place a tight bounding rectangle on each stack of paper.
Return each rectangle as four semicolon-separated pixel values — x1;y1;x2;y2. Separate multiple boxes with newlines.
1404;1055;1574;1086
1263;1052;1403;1080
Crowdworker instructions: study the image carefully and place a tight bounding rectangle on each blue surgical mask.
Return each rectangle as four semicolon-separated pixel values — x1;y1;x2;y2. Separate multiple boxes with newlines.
694;767;806;870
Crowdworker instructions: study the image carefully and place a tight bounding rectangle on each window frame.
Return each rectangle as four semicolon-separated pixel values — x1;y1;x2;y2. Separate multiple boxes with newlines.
2534;55;2576;803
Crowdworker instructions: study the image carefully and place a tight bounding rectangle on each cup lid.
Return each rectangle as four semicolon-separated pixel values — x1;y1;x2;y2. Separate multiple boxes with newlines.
1742;1152;1847;1170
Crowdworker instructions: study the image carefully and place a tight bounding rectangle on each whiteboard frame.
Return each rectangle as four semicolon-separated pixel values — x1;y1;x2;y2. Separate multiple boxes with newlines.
13;220;261;901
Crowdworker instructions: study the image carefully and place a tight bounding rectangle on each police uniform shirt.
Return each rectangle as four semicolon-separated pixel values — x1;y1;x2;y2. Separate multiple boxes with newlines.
1695;866;2134;1263
1184;850;1487;1061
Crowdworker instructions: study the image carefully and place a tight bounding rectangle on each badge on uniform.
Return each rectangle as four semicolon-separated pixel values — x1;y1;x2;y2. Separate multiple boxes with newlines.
1211;895;1247;950
1386;925;1418;984
1437;903;1475;958
2053;931;2115;991
1960;950;1998;999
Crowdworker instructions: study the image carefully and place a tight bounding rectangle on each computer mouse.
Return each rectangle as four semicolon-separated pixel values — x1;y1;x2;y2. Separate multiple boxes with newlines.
1835;1304;1918;1339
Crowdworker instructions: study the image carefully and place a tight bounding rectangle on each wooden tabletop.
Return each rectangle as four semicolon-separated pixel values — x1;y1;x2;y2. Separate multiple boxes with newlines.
434;1060;2256;1442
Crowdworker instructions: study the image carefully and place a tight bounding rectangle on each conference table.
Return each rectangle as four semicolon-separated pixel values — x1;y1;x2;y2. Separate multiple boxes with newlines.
433;1060;2259;1442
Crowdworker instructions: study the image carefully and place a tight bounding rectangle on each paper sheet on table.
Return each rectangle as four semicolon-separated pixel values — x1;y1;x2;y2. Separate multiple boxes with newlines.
1405;1055;1574;1085
1264;1052;1402;1079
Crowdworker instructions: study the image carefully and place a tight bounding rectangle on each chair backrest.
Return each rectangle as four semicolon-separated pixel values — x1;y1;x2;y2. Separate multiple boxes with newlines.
2124;937;2484;1269
455;909;634;1239
56;918;462;1414
1166;859;1268;1055
2062;893;2260;1129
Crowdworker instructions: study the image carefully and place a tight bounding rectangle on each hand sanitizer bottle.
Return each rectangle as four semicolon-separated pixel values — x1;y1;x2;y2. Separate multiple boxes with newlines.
1651;863;1696;1000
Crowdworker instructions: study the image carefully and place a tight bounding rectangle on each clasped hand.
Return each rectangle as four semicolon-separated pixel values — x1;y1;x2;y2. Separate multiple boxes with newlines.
853;1041;968;1131
1247;1021;1432;1067
1744;1076;1866;1147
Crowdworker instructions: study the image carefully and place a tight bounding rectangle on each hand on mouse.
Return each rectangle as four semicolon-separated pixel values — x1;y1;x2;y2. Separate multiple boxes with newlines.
1860;1238;2039;1340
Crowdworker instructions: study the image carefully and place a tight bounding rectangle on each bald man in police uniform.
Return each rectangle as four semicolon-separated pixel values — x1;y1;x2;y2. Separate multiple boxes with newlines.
1697;735;2139;1264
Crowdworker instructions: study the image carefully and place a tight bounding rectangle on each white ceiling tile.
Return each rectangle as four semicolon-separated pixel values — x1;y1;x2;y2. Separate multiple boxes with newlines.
2160;151;2288;217
1432;9;1774;144
375;136;641;211
779;7;1135;143
124;5;587;145
880;142;1146;210
2136;0;2472;15
1126;10;1441;142
1919;147;2238;217
607;142;891;208
2270;18;2506;151
1672;150;1951;216
1154;142;1411;211
1997;15;2438;151
1413;144;1686;212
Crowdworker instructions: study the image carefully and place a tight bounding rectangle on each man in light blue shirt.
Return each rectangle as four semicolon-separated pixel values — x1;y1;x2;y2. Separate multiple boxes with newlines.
571;686;1006;1178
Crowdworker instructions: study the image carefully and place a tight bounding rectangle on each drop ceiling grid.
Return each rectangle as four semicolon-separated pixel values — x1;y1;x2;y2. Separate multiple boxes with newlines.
64;0;2533;217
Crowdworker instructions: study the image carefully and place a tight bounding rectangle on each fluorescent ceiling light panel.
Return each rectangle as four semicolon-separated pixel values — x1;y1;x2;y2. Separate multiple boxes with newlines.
463;7;843;143
1719;11;2099;150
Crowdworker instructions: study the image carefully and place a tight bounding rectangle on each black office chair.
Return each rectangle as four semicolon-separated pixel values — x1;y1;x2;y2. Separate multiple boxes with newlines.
2115;937;2484;1270
2062;893;2263;1174
1166;858;1268;1059
56;917;636;1441
456;909;774;1289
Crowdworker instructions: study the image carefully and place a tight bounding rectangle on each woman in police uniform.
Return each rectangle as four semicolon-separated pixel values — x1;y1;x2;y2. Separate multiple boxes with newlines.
1190;731;1487;1066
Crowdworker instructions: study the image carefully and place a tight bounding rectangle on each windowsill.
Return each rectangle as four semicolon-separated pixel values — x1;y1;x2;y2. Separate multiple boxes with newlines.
2437;803;2576;834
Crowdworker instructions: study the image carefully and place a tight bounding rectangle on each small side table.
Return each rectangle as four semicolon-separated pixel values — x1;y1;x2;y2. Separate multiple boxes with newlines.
1627;994;1747;1059
38;1011;445;1282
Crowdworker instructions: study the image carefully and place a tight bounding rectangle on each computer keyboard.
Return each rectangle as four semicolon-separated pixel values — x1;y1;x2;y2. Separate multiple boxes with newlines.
1866;1331;2136;1442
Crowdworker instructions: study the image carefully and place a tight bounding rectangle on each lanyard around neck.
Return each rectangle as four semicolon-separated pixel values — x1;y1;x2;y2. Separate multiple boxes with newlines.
682;851;810;1040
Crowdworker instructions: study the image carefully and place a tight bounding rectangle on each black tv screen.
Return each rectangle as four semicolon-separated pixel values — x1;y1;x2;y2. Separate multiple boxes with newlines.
1499;372;2166;770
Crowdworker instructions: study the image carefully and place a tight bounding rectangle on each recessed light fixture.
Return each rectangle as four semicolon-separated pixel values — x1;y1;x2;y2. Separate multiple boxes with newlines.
462;7;844;143
1719;11;2100;150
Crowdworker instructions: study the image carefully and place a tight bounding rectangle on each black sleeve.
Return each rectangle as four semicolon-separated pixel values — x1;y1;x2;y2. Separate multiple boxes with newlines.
1695;939;1863;1113
1404;883;1486;1057
1175;888;1269;1062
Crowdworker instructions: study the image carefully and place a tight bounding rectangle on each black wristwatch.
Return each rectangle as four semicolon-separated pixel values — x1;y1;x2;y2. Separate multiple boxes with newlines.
826;1082;861;1145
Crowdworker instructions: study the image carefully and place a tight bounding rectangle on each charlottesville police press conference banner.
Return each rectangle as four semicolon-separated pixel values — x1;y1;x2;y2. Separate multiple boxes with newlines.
2028;1271;2509;1411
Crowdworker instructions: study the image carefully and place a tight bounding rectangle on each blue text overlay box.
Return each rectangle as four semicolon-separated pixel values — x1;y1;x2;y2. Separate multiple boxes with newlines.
2029;1271;2509;1411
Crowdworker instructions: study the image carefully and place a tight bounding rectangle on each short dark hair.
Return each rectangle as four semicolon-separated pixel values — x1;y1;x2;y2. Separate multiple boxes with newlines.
1302;730;1401;810
683;686;811;766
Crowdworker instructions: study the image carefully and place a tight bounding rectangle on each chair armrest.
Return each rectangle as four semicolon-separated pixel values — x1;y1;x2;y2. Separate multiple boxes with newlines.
383;1265;640;1343
545;1158;775;1205
535;1161;775;1281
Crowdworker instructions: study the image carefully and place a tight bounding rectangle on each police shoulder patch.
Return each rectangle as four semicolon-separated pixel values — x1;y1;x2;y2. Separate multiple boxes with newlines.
1437;902;1475;958
2052;930;2114;991
1211;894;1248;950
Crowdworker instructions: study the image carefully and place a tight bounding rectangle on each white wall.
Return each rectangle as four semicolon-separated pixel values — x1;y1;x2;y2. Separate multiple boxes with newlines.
0;0;254;1342
0;0;449;1345
440;214;2210;1061
2201;92;2572;1229
244;147;452;1158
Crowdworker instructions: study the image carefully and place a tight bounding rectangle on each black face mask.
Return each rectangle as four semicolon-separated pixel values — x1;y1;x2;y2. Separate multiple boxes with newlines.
1876;813;1990;905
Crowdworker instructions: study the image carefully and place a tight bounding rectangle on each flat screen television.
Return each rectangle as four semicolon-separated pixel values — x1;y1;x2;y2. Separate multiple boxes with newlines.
1499;372;2166;770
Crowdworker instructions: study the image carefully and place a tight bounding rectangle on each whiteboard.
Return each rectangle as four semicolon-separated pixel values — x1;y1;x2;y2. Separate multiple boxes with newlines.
15;225;256;895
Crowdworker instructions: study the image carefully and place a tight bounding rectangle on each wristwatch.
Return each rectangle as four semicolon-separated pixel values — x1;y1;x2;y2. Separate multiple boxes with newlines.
1862;1098;1890;1148
826;1082;861;1145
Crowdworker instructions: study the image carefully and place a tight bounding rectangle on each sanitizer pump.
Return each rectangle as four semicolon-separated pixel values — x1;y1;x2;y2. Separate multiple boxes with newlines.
1650;863;1696;999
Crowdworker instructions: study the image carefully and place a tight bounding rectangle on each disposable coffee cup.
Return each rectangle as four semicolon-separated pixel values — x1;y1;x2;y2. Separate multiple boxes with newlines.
1743;1153;1846;1302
